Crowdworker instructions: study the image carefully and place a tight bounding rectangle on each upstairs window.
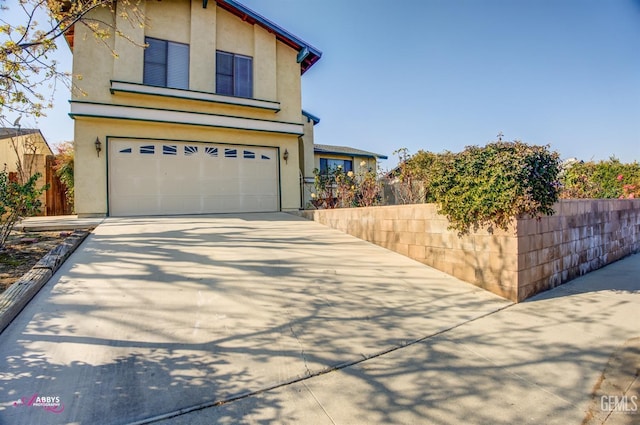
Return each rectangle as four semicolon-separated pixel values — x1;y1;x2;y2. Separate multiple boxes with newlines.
143;37;189;89
216;51;253;98
319;158;353;175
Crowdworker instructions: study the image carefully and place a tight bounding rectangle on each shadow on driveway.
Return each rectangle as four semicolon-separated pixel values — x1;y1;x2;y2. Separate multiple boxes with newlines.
0;213;510;425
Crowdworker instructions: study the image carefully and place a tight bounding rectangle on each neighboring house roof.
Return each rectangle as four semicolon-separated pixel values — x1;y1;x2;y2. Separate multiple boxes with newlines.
0;128;40;139
314;144;388;160
0;127;54;155
302;110;320;125
215;0;322;74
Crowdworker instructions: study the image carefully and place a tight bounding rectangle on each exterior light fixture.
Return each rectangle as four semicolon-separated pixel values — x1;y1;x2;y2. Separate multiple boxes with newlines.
95;137;102;157
283;148;289;163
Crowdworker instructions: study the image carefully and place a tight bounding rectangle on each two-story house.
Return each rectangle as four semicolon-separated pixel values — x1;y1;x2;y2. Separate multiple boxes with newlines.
67;0;321;217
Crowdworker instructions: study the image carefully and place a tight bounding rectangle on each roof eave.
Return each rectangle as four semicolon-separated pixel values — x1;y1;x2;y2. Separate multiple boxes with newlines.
314;148;388;160
302;110;321;125
219;0;322;74
65;1;322;73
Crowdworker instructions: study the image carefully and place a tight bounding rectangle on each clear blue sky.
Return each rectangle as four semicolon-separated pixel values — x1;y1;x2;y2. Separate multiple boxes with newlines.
7;0;640;167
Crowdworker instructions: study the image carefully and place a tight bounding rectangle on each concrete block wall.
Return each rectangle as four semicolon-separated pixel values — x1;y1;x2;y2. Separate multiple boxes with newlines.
516;199;640;300
300;204;520;300
300;200;640;302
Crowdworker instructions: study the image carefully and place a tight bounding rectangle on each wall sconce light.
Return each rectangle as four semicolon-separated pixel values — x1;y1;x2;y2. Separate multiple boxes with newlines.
283;148;289;164
95;137;102;157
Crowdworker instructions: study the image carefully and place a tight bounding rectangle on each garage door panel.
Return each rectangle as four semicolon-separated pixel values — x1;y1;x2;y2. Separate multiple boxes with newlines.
109;140;279;216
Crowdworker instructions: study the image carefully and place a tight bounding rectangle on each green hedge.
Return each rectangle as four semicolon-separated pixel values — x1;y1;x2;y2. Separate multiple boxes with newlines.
560;158;640;199
404;141;561;234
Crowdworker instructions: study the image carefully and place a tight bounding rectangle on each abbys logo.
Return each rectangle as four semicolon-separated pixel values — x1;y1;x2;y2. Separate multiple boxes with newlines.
13;393;64;413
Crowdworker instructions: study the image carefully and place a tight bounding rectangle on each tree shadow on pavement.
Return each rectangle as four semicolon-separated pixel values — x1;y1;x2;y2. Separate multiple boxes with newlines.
3;214;635;424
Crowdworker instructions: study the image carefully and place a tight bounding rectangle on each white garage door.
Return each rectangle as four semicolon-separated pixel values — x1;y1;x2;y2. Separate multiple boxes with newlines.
108;139;279;216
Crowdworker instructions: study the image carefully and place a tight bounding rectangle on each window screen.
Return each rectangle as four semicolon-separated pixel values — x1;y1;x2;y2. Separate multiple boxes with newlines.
167;42;189;89
144;37;189;89
216;51;253;98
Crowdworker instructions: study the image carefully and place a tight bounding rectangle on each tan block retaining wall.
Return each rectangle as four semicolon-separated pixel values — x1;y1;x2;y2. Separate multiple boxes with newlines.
299;200;640;302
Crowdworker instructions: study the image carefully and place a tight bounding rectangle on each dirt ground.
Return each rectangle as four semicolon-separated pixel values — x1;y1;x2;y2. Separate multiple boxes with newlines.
0;231;69;293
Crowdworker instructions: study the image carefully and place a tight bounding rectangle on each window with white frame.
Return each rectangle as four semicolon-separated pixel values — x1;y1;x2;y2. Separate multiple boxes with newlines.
216;51;253;98
143;37;190;89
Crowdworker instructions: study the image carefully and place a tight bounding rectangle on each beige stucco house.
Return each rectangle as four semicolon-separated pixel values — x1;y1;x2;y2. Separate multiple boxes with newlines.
313;144;387;175
300;139;387;207
67;0;321;217
0;128;53;211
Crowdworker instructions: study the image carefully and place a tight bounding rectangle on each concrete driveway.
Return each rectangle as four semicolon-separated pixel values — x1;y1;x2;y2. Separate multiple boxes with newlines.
0;213;511;424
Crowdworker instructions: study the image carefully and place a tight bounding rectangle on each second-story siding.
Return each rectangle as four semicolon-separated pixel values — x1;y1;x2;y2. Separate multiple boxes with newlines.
253;25;277;101
145;0;191;44
72;0;302;124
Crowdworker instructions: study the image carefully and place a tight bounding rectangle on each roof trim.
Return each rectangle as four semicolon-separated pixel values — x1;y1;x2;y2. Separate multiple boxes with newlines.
314;144;388;160
302;110;320;125
217;0;322;74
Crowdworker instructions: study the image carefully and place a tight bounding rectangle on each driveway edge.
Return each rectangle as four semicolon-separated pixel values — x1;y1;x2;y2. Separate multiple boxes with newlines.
0;230;90;334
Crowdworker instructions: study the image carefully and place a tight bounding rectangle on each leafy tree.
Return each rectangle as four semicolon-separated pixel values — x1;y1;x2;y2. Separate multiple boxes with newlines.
1;0;144;123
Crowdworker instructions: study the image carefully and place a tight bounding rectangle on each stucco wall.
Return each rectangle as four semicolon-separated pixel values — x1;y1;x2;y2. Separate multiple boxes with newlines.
299;200;640;302
1;133;52;173
75;0;299;112
73;118;300;215
71;6;116;103
70;0;307;216
1;135;23;173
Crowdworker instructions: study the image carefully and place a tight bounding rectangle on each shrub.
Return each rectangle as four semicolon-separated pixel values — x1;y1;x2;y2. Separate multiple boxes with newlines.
423;141;561;234
0;167;45;248
312;162;382;209
0;132;49;249
560;158;640;199
356;164;382;207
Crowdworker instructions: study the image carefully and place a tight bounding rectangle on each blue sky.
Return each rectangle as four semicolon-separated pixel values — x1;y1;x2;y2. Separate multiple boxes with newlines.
5;0;640;167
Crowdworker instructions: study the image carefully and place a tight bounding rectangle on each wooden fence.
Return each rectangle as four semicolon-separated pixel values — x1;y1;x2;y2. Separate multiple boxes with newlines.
44;155;72;216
